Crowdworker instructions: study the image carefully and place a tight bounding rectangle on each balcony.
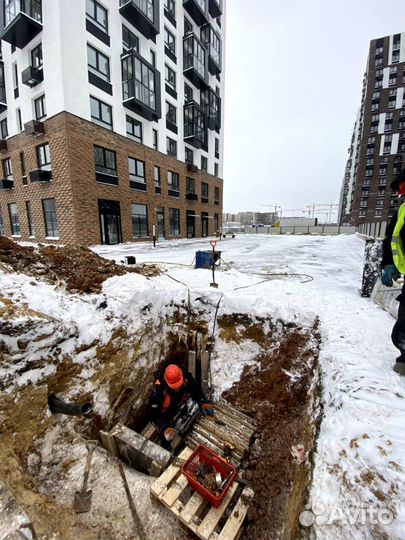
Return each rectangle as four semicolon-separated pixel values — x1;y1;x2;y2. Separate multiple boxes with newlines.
24;119;45;136
0;179;13;189
201;24;221;75
119;0;159;40
0;139;7;152
0;63;6;113
183;0;208;26
187;163;198;173
186;192;198;201
208;0;221;17
30;169;52;182
22;65;43;87
184;101;207;149
1;0;42;49
121;49;161;121
201;87;221;131
183;34;208;89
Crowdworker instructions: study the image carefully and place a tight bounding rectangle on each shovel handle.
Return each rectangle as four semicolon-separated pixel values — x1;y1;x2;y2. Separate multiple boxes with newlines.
81;441;97;491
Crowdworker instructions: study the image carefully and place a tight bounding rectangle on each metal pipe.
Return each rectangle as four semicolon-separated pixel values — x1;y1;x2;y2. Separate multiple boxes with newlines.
48;393;92;416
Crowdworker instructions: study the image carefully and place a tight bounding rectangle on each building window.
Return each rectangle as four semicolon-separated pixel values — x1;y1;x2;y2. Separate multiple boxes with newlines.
129;157;146;190
86;0;108;34
184;83;193;103
214;186;220;205
122;25;138;53
16;108;22;132
186;176;195;194
34;94;46;120
214;212;219;232
375;209;383;217
215;138;219;158
94;145;117;181
13;63;18;98
164;0;176;19
126;115;142;143
167;137;177;157
153;129;158;150
214;163;219;177
42;198;59;238
165;64;176;91
169;208;180;235
166;101;177;126
201;181;208;203
87;44;110;82
131;204;148;238
0;208;4;235
26;201;34;237
8;203;20;236
3;157;13;180
383;143;391;154
150;49;156;67
20;152;27;186
164;27;176;56
185;147;193;164
154;165;161;189
184;16;193;35
90;96;112;129
37;143;51;169
31;43;42;68
168;170;179;195
201;155;208;172
0;118;7;139
359;209;366;218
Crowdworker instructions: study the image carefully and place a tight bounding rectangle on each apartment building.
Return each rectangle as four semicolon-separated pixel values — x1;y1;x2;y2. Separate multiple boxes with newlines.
339;32;405;238
0;0;225;245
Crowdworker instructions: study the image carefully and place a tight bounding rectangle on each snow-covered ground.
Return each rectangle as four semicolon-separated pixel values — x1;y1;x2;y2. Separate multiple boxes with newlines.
1;233;404;539
93;233;405;540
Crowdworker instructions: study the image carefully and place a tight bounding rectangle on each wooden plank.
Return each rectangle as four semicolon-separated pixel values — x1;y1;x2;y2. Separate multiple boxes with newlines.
196;482;239;539
188;351;196;379
201;350;210;395
193;425;243;460
162;473;189;507
141;422;158;441
214;404;256;430
216;487;254;540
99;430;118;457
199;419;247;455
151;447;192;499
201;417;252;449
209;411;255;441
180;491;206;525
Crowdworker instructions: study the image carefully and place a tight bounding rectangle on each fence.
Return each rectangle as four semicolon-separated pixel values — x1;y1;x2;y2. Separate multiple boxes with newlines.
357;221;388;239
240;225;356;235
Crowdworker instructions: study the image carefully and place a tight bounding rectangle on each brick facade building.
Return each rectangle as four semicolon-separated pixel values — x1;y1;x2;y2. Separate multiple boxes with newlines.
0;0;225;245
0;111;223;244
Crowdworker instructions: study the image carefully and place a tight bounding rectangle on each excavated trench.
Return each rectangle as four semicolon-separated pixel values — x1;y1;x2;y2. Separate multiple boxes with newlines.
0;304;322;540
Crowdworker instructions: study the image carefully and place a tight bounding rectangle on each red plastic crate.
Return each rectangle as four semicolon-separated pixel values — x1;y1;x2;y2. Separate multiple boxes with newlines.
182;444;237;508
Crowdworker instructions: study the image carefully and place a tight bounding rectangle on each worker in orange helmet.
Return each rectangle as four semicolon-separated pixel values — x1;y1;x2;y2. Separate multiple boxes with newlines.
150;364;214;444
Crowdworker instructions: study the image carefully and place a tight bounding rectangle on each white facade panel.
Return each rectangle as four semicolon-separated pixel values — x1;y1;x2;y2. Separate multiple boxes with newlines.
391;133;399;154
378;112;386;134
0;0;226;178
396;87;404;109
382;67;390;89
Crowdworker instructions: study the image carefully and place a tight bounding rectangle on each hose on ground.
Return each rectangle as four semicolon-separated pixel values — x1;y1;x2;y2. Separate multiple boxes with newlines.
48;393;92;416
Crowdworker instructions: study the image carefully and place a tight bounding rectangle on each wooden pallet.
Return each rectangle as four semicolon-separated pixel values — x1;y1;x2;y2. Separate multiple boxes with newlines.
151;447;254;540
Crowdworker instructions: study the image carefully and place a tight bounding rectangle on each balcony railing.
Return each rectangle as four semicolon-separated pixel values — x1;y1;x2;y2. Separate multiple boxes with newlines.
0;64;6;113
183;34;208;89
122;49;161;121
184;101;207;149
201;24;221;75
201;87;221;131
183;0;208;26
119;0;159;39
1;0;42;49
208;0;221;18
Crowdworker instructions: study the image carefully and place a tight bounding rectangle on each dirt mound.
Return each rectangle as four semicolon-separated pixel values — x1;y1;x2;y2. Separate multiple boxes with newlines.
222;317;321;540
0;236;160;293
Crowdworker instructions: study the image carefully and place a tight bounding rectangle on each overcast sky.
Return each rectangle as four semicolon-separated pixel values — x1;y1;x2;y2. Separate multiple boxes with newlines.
223;0;405;216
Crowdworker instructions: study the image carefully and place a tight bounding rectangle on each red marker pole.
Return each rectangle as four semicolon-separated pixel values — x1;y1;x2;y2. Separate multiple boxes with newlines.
210;240;218;288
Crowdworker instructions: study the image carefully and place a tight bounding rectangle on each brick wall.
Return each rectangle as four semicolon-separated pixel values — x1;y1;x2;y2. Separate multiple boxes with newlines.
0;111;224;245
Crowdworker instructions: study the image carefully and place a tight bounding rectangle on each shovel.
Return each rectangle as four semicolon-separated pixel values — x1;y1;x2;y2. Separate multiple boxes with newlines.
73;440;97;513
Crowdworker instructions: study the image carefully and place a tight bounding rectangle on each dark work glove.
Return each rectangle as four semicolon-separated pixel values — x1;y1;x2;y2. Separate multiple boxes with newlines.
201;403;215;416
381;265;401;287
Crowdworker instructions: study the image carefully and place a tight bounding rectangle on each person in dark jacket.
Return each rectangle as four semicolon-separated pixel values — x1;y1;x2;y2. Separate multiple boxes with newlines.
381;168;405;376
150;364;214;442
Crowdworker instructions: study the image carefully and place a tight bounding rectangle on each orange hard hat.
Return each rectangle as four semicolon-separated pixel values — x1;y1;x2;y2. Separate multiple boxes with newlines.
164;364;184;390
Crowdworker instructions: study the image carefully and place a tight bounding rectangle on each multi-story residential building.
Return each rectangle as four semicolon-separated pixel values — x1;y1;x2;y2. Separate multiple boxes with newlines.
339;32;405;238
0;0;225;245
222;211;278;227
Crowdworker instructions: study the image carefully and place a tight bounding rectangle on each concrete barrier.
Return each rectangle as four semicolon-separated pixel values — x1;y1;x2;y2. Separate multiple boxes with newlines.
243;226;356;235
